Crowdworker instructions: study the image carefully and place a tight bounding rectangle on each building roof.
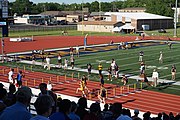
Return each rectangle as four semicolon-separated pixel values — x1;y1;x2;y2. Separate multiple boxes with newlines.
40;11;67;17
78;21;118;25
105;12;173;20
90;12;106;16
40;11;89;17
119;7;146;11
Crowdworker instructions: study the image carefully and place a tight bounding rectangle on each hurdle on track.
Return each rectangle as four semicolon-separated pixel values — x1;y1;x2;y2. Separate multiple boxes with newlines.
72;73;74;80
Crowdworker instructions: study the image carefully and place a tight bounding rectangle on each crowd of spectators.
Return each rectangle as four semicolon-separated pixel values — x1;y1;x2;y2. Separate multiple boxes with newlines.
0;82;180;120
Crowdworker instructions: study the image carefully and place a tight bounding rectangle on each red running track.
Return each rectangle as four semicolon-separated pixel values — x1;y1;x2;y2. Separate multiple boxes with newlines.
1;35;180;53
0;66;180;115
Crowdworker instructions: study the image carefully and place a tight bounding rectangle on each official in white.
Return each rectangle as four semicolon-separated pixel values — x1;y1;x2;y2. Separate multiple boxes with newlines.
152;69;159;87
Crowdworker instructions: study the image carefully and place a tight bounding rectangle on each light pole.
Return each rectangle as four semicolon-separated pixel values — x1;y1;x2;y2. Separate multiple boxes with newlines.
82;0;84;35
174;0;177;37
99;0;101;32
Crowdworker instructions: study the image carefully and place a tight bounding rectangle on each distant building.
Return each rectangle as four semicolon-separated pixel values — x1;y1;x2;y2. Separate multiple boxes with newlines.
14;14;50;24
78;12;173;33
77;21;122;32
105;12;173;30
40;10;89;22
118;7;146;13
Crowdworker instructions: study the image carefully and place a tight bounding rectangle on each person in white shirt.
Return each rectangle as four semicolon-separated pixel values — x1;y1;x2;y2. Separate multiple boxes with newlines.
159;51;163;63
8;68;14;84
139;51;144;62
76;45;80;57
45;56;51;70
64;58;68;70
152;69;159;87
57;54;62;68
47;81;52;91
70;55;75;69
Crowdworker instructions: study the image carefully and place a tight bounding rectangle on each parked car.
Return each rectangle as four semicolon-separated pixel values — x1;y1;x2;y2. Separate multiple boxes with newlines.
57;20;68;25
158;29;166;33
47;21;57;26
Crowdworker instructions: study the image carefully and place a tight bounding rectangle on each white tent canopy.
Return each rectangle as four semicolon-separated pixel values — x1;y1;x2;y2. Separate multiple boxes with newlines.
112;26;121;32
119;24;135;30
112;24;135;32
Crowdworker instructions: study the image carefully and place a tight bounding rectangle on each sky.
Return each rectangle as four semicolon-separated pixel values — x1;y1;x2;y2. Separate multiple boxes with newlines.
8;0;116;4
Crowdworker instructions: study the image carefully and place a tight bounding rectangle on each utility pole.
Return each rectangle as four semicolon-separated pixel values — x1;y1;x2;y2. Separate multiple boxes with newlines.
174;0;177;37
82;0;84;35
99;0;101;32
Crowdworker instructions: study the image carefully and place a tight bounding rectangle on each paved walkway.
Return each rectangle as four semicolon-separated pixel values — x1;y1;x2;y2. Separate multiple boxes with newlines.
20;60;180;86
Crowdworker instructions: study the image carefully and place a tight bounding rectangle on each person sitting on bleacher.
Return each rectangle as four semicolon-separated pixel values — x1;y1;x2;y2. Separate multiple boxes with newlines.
30;95;54;120
38;83;57;113
0;86;33;120
49;99;72;120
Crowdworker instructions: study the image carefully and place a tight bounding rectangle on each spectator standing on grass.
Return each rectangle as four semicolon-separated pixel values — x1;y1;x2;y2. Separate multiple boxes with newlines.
0;86;33;120
70;46;74;56
45;56;51;70
8;68;14;84
159;51;163;63
139;51;144;62
140;62;145;76
152;69;159;87
141;32;145;40
171;65;176;80
64;58;68;70
42;55;46;66
30;95;54;120
32;54;36;65
167;41;172;49
98;63;103;75
76;45;80;57
87;63;92;75
111;59;116;77
70;55;75;69
57;54;62;68
107;66;112;81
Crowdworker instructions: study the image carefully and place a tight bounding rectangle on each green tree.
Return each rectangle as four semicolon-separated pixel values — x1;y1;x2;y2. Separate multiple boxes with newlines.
146;0;174;17
11;0;33;15
101;2;112;12
90;1;99;12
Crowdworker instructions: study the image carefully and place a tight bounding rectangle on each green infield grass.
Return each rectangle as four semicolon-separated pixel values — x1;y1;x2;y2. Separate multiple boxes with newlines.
1;27;179;37
2;41;180;95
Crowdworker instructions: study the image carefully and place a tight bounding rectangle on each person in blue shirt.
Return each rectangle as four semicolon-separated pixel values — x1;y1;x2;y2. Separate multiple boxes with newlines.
49;99;71;120
0;86;33;120
16;70;24;88
68;101;80;120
